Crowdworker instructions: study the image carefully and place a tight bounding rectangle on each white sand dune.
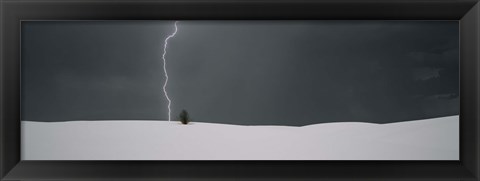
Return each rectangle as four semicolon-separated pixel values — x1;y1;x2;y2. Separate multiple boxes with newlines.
21;116;459;160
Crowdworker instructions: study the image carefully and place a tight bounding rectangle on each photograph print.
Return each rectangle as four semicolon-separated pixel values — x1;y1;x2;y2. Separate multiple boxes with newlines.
21;21;459;160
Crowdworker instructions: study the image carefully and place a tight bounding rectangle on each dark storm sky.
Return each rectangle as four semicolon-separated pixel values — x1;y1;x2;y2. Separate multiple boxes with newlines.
21;21;459;126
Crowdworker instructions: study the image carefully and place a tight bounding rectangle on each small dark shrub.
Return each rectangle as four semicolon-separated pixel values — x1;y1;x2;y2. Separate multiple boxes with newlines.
179;109;191;125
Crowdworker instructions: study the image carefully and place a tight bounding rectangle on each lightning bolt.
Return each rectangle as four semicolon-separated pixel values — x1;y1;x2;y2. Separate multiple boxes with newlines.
162;21;178;121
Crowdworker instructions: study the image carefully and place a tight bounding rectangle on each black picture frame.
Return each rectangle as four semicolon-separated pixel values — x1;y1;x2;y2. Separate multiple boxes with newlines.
1;0;479;180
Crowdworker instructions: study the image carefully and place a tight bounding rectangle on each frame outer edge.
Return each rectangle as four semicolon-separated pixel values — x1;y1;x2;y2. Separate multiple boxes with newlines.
1;1;21;180
1;0;480;180
461;1;480;179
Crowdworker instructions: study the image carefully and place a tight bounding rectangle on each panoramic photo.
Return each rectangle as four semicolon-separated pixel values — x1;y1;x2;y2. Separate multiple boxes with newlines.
21;21;459;160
